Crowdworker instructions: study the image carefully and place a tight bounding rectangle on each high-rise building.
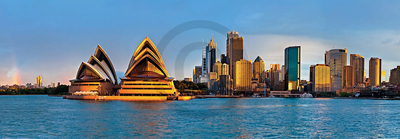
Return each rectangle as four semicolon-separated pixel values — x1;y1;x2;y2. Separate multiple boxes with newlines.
343;66;355;87
213;61;222;79
252;56;265;83
234;59;252;91
389;66;400;85
219;75;231;95
350;54;364;84
284;46;301;91
36;75;42;88
381;71;386;82
221;63;229;75
208;39;217;73
221;54;227;64
369;57;381;87
325;49;347;91
312;64;331;92
270;64;280;87
226;31;243;81
193;66;202;83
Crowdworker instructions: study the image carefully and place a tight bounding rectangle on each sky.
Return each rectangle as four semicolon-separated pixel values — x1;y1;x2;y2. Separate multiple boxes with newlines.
1;0;400;86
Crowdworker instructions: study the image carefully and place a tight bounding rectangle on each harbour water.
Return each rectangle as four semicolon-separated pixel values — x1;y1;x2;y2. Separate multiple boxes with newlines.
1;95;400;138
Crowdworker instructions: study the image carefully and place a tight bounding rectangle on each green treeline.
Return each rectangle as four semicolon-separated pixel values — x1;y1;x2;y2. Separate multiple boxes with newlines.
173;80;207;91
0;85;69;95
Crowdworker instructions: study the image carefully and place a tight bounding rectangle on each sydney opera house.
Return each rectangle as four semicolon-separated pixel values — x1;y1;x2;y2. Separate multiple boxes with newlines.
68;37;179;99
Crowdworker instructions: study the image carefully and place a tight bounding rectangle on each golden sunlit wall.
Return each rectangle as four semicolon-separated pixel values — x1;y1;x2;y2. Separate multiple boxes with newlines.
350;54;364;84
313;64;331;92
253;56;265;82
235;59;252;91
369;57;381;86
342;66;355;87
213;61;222;79
36;75;42;87
221;63;229;75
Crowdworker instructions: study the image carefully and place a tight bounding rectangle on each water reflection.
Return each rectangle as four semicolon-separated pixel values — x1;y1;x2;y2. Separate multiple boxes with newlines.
1;96;400;138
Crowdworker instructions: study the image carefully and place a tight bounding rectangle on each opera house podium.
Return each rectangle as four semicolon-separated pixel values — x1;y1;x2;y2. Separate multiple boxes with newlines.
117;37;178;96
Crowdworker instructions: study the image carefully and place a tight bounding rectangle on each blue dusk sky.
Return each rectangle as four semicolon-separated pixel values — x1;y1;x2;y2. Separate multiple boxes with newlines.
1;0;400;85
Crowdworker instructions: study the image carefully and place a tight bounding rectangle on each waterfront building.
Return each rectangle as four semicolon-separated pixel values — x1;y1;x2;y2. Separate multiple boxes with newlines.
118;37;177;96
253;56;265;83
343;66;355;87
270;64;280;88
369;57;382;87
284;46;301;91
36;75;42;88
350;54;364;84
219;75;231;95
234;59;252;91
69;45;118;96
226;31;243;81
325;49;347;91
389;66;400;85
312;64;331;92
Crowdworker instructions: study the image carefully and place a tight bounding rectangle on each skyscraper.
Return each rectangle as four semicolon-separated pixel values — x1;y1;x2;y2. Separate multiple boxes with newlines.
193;66;202;83
36;75;42;88
350;54;364;84
343;66;355;87
221;63;229;75
213;61;222;80
325;49;347;91
252;56;265;83
234;59;252;91
208;39;217;73
226;31;243;81
369;57;381;87
389;66;400;85
284;46;301;91
312;64;331;92
270;64;280;87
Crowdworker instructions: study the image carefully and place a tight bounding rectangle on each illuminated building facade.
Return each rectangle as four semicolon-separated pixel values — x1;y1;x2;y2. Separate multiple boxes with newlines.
234;59;252;91
213;61;222;79
208;39;217;73
252;56;265;83
284;46;301;91
389;66;400;85
226;31;243;81
312;64;331;92
325;49;347;91
350;54;364;84
221;63;229;75
343;66;355;87
36;76;42;88
369;57;381;87
118;37;177;96
69;45;118;96
270;64;280;87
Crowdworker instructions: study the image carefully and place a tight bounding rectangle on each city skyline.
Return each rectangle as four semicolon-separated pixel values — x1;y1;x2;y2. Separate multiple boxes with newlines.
2;1;400;85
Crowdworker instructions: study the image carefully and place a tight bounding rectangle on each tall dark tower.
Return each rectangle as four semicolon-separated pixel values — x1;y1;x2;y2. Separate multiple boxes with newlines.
284;46;301;91
208;39;216;73
226;31;243;80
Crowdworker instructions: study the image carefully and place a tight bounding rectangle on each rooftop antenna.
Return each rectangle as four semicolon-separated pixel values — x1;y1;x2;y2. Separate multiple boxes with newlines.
211;33;214;39
202;38;206;58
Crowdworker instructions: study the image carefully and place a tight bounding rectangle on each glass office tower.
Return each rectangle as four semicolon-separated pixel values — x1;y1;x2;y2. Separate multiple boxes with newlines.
284;46;301;91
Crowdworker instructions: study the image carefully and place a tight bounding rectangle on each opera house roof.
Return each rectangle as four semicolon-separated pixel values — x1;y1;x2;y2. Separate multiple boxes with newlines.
72;45;118;85
124;37;170;79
